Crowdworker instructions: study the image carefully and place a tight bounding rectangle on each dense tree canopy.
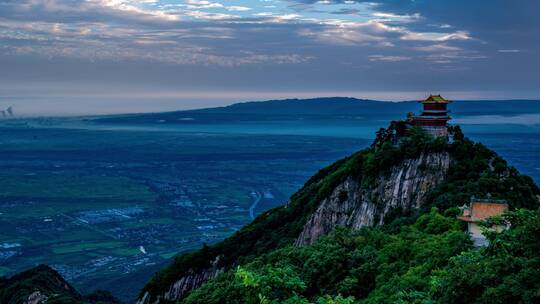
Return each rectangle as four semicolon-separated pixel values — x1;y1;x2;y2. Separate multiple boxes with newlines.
182;208;540;304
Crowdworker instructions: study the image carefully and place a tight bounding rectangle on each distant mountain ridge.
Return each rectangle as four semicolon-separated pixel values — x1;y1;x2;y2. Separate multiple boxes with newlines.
191;97;540;116
93;97;540;125
188;98;414;115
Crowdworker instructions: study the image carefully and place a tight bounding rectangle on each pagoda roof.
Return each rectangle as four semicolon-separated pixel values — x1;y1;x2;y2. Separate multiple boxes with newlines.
421;94;450;104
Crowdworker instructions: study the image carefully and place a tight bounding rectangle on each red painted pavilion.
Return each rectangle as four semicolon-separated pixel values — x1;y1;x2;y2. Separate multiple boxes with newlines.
410;94;451;137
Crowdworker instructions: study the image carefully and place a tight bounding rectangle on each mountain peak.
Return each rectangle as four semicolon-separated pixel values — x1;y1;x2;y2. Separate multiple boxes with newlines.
137;124;539;303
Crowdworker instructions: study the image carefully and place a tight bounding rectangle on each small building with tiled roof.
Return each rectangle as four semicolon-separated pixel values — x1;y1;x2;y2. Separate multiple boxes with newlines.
458;197;509;247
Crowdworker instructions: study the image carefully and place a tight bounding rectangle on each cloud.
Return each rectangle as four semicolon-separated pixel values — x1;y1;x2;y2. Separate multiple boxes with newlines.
226;6;252;12
401;30;471;42
498;49;520;53
368;55;410;62
414;44;462;52
298;18;471;49
372;12;421;23
298;20;398;46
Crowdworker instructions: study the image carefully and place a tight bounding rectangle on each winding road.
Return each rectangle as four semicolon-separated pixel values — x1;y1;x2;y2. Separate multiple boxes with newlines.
249;191;262;220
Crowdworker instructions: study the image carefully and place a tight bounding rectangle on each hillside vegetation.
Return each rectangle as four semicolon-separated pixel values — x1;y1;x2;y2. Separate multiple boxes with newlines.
183;207;540;304
0;265;119;304
140;126;540;302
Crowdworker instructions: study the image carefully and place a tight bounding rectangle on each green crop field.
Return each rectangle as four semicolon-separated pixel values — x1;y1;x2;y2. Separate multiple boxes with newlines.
52;241;126;255
0;175;156;201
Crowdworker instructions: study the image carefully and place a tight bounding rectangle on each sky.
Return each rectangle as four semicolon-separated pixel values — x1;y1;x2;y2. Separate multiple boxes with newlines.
0;0;539;115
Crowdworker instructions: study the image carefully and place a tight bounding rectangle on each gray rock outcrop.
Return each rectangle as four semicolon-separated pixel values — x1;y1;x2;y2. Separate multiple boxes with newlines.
295;152;451;245
137;257;223;304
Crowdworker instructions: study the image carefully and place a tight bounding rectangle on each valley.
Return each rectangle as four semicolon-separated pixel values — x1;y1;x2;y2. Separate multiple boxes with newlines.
0;123;365;300
2;99;540;301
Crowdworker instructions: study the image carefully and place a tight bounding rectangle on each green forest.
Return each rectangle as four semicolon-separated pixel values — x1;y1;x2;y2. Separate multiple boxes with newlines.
183;207;540;304
142;126;540;303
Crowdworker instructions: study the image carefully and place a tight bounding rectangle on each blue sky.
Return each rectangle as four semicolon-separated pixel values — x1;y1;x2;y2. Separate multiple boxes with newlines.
0;0;539;115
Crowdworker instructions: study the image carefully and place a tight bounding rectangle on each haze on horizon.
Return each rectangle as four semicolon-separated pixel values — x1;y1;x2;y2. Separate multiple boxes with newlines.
0;0;539;116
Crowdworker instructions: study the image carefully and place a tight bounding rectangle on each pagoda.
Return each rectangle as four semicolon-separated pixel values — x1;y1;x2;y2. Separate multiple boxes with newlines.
410;94;451;137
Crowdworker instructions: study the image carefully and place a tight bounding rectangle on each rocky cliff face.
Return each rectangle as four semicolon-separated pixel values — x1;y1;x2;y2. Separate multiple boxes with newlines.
137;258;224;304
295;151;451;245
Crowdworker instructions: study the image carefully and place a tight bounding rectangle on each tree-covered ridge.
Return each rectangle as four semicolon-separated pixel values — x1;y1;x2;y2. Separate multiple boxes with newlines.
0;265;120;304
182;208;540;304
0;264;82;304
140;125;540;301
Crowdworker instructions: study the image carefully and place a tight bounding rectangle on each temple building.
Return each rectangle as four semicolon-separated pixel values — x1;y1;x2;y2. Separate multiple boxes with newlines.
409;94;451;138
457;198;509;247
383;94;452;146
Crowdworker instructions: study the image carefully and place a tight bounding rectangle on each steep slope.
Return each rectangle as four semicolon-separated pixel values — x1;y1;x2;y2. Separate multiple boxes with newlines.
138;126;540;303
0;265;120;304
181;207;540;304
0;265;82;304
296;151;451;245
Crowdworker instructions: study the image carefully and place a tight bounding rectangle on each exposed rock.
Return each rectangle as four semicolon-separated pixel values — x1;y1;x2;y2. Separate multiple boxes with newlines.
24;291;47;304
295;152;451;245
137;257;224;304
164;267;223;302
